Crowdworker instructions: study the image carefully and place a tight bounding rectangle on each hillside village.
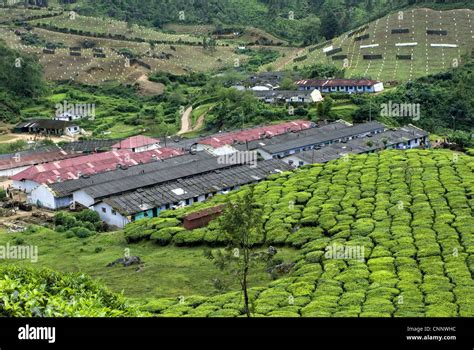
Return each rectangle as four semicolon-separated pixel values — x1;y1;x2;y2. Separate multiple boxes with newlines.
2;113;430;229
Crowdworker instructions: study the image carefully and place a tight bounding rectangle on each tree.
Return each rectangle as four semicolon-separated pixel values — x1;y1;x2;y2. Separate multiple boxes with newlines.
320;8;341;40
279;77;297;90
206;186;269;317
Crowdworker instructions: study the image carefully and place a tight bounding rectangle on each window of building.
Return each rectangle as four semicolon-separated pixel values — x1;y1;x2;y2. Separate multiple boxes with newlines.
112;210;116;215
102;207;106;213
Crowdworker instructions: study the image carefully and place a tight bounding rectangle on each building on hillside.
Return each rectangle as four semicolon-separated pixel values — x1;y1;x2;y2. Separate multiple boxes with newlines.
183;205;226;230
285;125;430;166
28;152;218;210
255;121;386;160
59;139;122;154
245;71;287;90
296;79;384;94
12;147;183;195
253;89;323;104
111;135;160;153
0;146;79;178
195;120;313;153
14;119;81;137
94;159;291;228
54;112;84;122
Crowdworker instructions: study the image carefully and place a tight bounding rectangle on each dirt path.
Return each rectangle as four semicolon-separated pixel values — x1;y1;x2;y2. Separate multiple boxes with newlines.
177;106;193;135
192;114;205;131
136;74;165;96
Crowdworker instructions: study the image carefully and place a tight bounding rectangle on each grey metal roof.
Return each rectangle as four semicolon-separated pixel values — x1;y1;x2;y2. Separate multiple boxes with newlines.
293;125;429;164
0;146;60;160
259;121;385;154
233;120;353;152
60;139;121;152
102;159;292;215
49;152;216;197
15;119;77;130
253;90;312;99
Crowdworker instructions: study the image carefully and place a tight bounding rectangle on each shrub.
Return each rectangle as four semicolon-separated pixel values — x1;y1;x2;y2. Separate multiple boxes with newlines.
173;229;205;246
150;231;172;246
0;266;141;316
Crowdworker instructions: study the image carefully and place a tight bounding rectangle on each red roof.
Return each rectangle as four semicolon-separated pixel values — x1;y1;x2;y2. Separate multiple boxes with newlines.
296;79;380;87
112;135;160;149
12;147;183;184
199;120;312;148
184;205;226;221
0;149;79;171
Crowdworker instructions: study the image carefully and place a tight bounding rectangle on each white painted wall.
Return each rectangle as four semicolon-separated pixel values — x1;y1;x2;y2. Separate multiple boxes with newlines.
12;179;40;193
28;185;57;209
73;190;95;208
373;82;384;92
137;144;159;153
93;202;130;228
310;90;324;102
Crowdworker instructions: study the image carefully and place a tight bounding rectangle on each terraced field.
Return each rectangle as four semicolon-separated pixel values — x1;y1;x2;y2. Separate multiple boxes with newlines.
279;8;474;82
122;149;474;317
30;13;203;44
0;23;248;85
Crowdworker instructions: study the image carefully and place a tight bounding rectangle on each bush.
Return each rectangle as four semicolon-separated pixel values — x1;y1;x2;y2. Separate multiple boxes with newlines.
70;227;95;239
173;229;205;246
150;230;172;246
0;266;141;317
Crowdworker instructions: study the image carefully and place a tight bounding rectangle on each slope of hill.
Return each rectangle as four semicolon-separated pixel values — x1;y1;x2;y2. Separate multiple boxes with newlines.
279;8;474;82
139;149;474;317
2;149;472;317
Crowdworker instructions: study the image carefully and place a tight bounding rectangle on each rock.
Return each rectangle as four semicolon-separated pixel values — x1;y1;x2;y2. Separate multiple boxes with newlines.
107;256;142;267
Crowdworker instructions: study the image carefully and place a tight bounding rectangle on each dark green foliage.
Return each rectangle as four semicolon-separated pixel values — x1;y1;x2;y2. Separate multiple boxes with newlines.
0;266;141;317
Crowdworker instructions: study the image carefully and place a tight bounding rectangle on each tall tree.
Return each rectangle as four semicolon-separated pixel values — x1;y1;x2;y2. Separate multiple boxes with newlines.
206;186;266;317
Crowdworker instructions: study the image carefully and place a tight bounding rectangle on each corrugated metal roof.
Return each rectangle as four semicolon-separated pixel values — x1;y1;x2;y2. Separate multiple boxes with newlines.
260;121;386;154
12;147;183;184
295;79;381;87
293;125;429;164
49;152;216;197
102;159;292;215
198;120;312;148
0;146;79;171
81;154;242;200
60;139;121;152
111;135;160;149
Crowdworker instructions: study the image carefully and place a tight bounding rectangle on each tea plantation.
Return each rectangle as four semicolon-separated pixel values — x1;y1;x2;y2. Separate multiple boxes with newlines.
126;149;474;317
0;265;140;317
1;149;472;317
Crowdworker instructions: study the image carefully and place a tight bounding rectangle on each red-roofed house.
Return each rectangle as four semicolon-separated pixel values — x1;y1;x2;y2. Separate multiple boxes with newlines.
296;79;384;93
12;147;183;193
197;120;313;150
112;135;160;153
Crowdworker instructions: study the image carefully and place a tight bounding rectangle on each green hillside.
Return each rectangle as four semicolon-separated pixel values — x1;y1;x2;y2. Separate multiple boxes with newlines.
2;149;473;317
282;8;474;82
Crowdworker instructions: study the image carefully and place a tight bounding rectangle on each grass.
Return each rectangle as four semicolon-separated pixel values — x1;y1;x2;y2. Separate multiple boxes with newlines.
0;228;299;303
331;102;358;121
191;103;214;127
